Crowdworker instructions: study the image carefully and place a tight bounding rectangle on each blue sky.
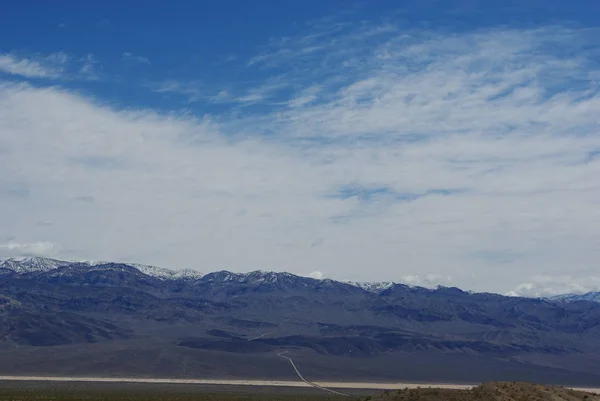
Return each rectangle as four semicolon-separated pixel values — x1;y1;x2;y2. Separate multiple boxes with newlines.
2;1;600;296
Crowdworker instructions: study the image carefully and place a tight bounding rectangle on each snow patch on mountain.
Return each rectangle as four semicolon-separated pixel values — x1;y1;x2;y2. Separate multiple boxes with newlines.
0;256;69;273
0;257;434;293
131;264;204;280
344;281;396;293
547;292;600;303
202;270;301;285
0;257;203;280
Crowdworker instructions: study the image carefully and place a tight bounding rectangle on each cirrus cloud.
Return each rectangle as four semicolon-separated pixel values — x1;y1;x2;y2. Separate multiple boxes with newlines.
1;22;600;295
0;53;66;79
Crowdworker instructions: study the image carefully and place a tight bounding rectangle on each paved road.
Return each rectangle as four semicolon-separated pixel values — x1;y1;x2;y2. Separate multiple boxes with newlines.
276;352;357;397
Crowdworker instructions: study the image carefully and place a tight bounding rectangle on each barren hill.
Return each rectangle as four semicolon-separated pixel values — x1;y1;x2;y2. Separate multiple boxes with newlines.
375;382;600;401
2;258;600;385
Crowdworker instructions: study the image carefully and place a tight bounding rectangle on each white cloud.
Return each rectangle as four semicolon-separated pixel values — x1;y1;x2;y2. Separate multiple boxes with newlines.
150;80;203;102
0;241;59;257
287;85;322;108
400;274;452;289
2;24;600;294
79;54;100;79
235;81;285;104
507;276;600;297
150;78;286;105
123;52;151;64
0;53;65;78
0;52;101;81
307;271;325;280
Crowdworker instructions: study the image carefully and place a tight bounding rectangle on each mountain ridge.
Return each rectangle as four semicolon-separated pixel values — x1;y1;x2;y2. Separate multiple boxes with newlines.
0;257;429;294
548;292;600;303
3;257;598;303
0;257;204;281
2;256;600;385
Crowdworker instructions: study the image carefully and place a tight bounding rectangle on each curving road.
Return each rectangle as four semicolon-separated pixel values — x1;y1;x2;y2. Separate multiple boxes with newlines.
277;351;357;398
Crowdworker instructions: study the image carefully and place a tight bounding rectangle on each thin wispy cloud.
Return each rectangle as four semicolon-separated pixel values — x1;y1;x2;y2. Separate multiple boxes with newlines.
79;54;100;80
234;80;288;104
123;52;151;64
0;53;66;78
151;78;287;105
0;241;60;257
247;20;358;68
0;52;102;81
150;80;204;102
2;19;600;295
287;85;322;108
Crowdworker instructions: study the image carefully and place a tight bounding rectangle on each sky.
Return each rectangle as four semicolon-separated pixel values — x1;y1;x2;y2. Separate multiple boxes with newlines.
1;1;600;297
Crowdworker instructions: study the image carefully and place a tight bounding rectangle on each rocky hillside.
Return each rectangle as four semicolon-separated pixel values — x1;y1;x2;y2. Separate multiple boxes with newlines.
1;257;600;385
373;382;600;401
549;292;600;303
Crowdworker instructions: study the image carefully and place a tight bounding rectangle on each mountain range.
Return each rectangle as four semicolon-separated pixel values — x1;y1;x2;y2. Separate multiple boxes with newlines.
548;292;600;303
1;256;600;386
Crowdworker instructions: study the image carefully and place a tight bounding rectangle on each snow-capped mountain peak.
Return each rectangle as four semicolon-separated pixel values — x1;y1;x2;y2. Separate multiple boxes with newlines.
0;257;203;280
198;270;318;290
202;270;299;283
131;263;204;280
344;280;396;293
0;256;69;273
0;257;426;293
548;292;600;303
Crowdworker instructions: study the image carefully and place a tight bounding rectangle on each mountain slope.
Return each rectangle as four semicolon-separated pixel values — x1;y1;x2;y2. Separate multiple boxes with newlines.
0;257;203;280
1;257;600;385
377;382;600;401
0;256;69;273
549;292;600;303
344;280;395;293
0;257;396;292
